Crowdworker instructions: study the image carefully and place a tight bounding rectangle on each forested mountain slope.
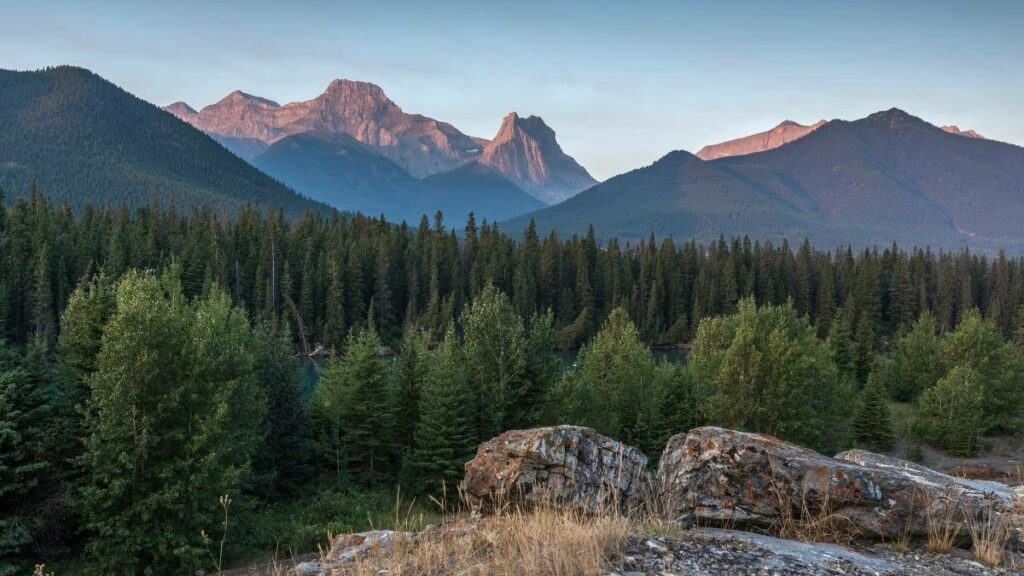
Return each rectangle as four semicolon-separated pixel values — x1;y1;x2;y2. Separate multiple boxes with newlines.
509;109;1024;253
0;66;329;217
251;133;545;223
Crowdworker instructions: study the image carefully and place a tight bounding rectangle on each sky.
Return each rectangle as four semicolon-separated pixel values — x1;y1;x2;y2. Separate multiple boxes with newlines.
3;0;1023;180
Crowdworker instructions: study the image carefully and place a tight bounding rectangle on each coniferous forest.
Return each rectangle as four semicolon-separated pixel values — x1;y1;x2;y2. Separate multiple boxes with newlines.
4;190;1024;573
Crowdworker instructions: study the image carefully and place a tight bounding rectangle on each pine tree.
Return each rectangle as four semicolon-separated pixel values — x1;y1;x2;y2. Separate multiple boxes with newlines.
339;329;393;486
853;314;875;384
0;342;52;575
460;285;526;442
251;323;311;499
311;353;346;486
393;326;430;456
913;365;985;457
323;257;346;352
853;375;895;451
31;243;56;344
409;326;474;496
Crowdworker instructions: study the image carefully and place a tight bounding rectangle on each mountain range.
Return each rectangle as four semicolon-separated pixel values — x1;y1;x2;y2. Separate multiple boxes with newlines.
508;109;1024;253
0;66;327;217
4;65;1024;254
166;81;597;220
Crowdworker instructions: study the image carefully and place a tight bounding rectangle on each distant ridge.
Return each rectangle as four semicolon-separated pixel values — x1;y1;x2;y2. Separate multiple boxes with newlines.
696;119;826;160
508;108;1024;254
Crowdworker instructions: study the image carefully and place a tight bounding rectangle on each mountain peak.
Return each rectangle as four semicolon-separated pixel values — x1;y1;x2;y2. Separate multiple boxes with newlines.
218;90;280;108
494;112;555;143
479;112;596;204
865;108;922;127
323;78;389;100
164;101;197;121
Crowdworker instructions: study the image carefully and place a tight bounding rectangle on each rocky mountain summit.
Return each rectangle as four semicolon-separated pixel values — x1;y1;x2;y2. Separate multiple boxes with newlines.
163;101;196;121
477;112;598;203
695;119;826;160
289;426;1023;576
165;81;595;204
168;80;481;176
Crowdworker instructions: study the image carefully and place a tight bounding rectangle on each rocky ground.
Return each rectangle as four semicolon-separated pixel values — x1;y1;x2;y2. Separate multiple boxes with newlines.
611;529;1021;576
261;426;1024;576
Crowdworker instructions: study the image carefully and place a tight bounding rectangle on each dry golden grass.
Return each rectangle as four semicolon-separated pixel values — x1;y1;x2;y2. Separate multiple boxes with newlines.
923;494;963;554
964;506;1018;568
331;506;631;576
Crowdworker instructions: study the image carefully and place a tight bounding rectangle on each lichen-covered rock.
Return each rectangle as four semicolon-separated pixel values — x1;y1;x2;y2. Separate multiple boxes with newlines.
656;427;1022;541
461;425;652;515
288;530;403;575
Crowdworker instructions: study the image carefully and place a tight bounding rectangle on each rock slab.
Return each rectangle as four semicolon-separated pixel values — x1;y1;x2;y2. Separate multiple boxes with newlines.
657;427;1022;541
461;425;652;515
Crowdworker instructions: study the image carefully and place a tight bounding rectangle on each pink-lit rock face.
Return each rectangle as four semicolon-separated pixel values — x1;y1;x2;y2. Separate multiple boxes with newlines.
165;84;595;203
478;112;598;204
941;124;986;139
696;119;826;160
166;80;483;178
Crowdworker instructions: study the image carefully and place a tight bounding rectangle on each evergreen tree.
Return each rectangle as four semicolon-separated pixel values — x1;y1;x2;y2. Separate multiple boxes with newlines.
0;342;52;575
690;298;853;453
942;309;1023;432
77;271;265;574
393;326;430;457
250;324;311;499
913;365;985;456
511;310;560;429
339;329;393;486
878;311;944;402
409;326;474;496
853;374;895;451
556;307;665;455
310;353;346;486
460;285;526;442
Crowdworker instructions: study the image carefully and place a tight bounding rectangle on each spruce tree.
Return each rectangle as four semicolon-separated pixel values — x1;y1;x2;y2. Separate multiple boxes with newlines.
393;326;429;457
310;353;346;486
339;328;393;486
913;365;985;457
0;342;52;575
251;324;311;499
853;374;895;451
410;326;474;496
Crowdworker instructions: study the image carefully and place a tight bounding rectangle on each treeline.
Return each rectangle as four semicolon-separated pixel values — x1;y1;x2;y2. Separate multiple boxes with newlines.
5;271;1023;573
4;192;1024;573
5;189;1024;352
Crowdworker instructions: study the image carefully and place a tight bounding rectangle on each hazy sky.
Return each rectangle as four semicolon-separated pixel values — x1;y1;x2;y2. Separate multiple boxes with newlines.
4;0;1022;180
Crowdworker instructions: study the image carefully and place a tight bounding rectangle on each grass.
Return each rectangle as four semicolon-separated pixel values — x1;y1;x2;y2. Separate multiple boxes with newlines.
964;506;1019;568
225;485;444;571
923;491;963;553
334;505;632;576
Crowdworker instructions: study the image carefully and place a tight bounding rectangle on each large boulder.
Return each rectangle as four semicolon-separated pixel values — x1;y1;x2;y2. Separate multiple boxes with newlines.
461;425;652;515
657;427;1023;541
